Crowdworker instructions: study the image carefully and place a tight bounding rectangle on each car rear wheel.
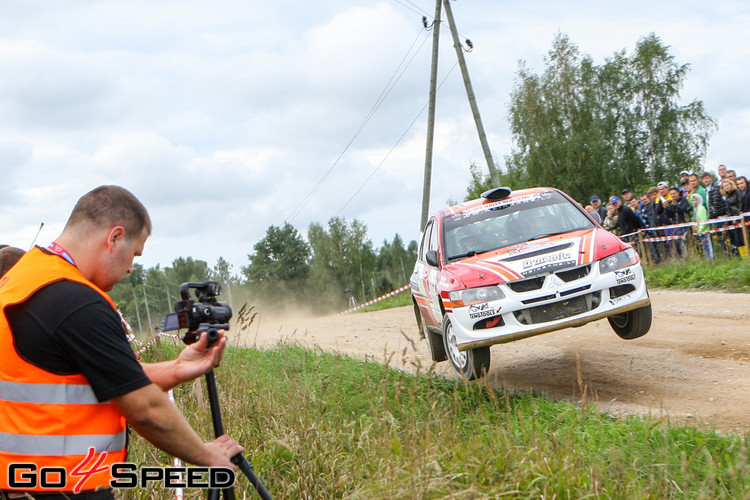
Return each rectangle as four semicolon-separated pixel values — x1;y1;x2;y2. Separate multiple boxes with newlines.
442;314;490;379
608;304;652;340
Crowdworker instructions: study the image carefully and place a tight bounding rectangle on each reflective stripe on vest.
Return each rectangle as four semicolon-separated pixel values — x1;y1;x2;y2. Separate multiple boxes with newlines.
0;430;127;456
0;380;101;405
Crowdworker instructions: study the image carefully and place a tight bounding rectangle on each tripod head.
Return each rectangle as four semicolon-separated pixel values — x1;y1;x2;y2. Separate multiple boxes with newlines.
162;281;232;346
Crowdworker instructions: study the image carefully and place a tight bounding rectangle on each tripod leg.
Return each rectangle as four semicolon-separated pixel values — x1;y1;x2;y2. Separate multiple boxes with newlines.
204;370;236;500
204;370;272;499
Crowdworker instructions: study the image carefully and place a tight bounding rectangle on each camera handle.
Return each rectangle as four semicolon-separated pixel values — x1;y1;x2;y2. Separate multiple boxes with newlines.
203;369;272;500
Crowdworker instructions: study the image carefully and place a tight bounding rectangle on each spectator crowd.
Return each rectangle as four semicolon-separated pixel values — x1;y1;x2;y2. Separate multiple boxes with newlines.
583;165;750;262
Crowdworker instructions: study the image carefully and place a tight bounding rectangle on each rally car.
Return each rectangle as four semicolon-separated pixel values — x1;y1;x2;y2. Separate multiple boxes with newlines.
410;187;651;379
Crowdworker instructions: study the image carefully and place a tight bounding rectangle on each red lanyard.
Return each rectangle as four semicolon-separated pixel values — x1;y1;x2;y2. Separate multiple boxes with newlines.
48;242;76;267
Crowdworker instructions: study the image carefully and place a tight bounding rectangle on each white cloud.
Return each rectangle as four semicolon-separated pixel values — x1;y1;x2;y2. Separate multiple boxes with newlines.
1;0;749;272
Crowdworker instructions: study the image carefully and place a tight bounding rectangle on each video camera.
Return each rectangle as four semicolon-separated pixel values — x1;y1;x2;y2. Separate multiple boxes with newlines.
162;281;232;346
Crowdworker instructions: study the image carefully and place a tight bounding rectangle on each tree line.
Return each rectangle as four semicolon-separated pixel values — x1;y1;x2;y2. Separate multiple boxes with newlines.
111;219;417;333
469;33;715;202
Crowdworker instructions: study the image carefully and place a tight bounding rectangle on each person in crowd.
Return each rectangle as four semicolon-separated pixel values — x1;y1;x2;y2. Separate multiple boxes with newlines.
717;164;728;181
0;246;25;277
665;187;691;256
690;193;714;259
621;189;639;209
603;202;621;235
721;178;744;251
679;170;690;186
721;179;742;217
585;204;602;224
611;196;645;240
640;190;661;263
591;195;607;221
687;173;707;205
666;187;692;225
0;186;243;499
725;169;737;182
704;171;726;220
736;176;749;203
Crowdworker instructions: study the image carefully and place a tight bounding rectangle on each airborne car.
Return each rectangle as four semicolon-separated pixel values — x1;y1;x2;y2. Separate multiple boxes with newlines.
410;187;651;379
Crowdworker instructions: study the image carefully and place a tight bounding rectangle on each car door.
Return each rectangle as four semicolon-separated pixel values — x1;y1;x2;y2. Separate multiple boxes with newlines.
411;218;441;329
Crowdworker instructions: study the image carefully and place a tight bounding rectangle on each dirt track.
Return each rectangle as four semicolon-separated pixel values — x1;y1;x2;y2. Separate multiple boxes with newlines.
238;289;750;434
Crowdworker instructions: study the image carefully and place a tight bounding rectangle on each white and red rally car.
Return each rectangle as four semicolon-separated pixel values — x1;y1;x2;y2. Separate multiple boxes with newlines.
410;187;651;379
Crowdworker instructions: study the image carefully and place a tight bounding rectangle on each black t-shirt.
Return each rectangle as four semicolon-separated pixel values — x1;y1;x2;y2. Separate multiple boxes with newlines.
5;280;152;402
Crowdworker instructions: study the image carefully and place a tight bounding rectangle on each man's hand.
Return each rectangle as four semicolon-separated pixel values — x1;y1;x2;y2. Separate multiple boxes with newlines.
204;434;245;469
173;330;228;381
141;330;229;390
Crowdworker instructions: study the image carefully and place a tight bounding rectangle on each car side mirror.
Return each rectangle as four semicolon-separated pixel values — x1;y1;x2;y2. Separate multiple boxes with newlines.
426;250;439;268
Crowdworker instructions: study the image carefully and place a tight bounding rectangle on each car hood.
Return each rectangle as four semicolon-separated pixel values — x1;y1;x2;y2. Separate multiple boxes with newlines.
442;228;626;287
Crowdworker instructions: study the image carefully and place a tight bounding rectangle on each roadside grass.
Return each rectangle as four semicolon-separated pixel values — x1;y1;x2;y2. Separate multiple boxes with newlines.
644;254;750;292
127;341;750;499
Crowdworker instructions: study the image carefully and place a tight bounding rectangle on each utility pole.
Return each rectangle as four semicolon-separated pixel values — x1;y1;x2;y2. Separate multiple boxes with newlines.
442;0;499;187
420;0;442;232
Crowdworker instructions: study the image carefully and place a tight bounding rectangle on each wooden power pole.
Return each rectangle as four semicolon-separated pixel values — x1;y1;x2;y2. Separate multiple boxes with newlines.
420;0;499;232
420;0;442;231
442;0;499;187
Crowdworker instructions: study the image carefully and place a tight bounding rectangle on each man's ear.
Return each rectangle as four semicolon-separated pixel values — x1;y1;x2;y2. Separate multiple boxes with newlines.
106;226;126;251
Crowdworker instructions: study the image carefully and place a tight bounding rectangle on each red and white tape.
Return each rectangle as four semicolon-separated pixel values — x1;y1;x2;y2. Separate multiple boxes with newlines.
339;284;411;315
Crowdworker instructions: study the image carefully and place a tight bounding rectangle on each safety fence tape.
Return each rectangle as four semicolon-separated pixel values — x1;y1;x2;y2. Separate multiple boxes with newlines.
620;211;750;240
339;284;411;315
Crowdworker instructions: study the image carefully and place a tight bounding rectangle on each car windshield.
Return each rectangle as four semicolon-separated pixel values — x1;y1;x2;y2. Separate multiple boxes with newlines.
443;191;595;261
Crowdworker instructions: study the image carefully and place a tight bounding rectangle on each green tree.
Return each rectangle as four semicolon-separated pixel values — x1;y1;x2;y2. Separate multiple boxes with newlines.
308;217;376;311
374;233;417;294
242;222;310;303
505;33;716;202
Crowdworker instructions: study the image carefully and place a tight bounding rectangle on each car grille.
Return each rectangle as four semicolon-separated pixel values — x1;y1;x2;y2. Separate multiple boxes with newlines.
556;264;591;282
508;265;591;294
508;276;545;292
513;292;601;325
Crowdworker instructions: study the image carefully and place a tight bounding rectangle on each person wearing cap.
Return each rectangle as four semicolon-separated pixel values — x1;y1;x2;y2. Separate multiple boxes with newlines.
590;195;606;221
679;170;690;184
621;189;641;212
610;196;645;241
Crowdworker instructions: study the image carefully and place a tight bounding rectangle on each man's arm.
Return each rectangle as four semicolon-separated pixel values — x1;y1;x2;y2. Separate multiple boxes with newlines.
142;331;228;391
112;383;242;468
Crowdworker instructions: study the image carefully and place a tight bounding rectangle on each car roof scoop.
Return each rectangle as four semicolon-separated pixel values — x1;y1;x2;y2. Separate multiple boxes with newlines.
481;187;512;201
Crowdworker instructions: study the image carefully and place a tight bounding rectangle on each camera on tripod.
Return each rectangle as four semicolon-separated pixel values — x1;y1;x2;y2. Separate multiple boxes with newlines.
161;281;232;346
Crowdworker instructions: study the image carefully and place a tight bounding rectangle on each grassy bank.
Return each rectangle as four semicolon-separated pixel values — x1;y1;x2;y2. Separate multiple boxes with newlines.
127;342;750;499
644;255;750;292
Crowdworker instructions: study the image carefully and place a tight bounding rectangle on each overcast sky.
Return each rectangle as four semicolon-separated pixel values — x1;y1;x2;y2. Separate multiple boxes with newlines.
2;1;749;274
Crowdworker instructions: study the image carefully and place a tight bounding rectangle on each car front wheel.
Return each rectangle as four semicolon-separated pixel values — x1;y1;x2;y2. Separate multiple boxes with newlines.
442;314;490;379
608;304;652;340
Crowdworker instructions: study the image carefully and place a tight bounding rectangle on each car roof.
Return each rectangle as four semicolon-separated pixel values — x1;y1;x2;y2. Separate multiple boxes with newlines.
437;187;556;218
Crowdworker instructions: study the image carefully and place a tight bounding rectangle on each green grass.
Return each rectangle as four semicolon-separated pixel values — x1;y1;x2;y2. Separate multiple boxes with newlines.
126;342;750;499
644;254;750;292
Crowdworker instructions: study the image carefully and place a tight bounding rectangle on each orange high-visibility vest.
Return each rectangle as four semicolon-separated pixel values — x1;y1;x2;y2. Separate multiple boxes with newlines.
0;247;127;493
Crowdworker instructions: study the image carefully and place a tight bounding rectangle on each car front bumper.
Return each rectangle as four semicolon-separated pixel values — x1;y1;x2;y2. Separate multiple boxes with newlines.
449;263;651;351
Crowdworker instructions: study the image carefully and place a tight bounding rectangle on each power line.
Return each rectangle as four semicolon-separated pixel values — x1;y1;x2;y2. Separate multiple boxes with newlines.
335;61;460;217
392;0;431;18
285;26;431;223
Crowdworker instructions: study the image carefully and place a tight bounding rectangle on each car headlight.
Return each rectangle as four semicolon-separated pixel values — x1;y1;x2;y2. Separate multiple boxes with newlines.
449;286;505;307
598;247;638;274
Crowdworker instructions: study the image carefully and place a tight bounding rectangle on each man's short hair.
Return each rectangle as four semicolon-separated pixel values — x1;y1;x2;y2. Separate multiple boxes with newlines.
647;186;659;195
65;185;152;238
